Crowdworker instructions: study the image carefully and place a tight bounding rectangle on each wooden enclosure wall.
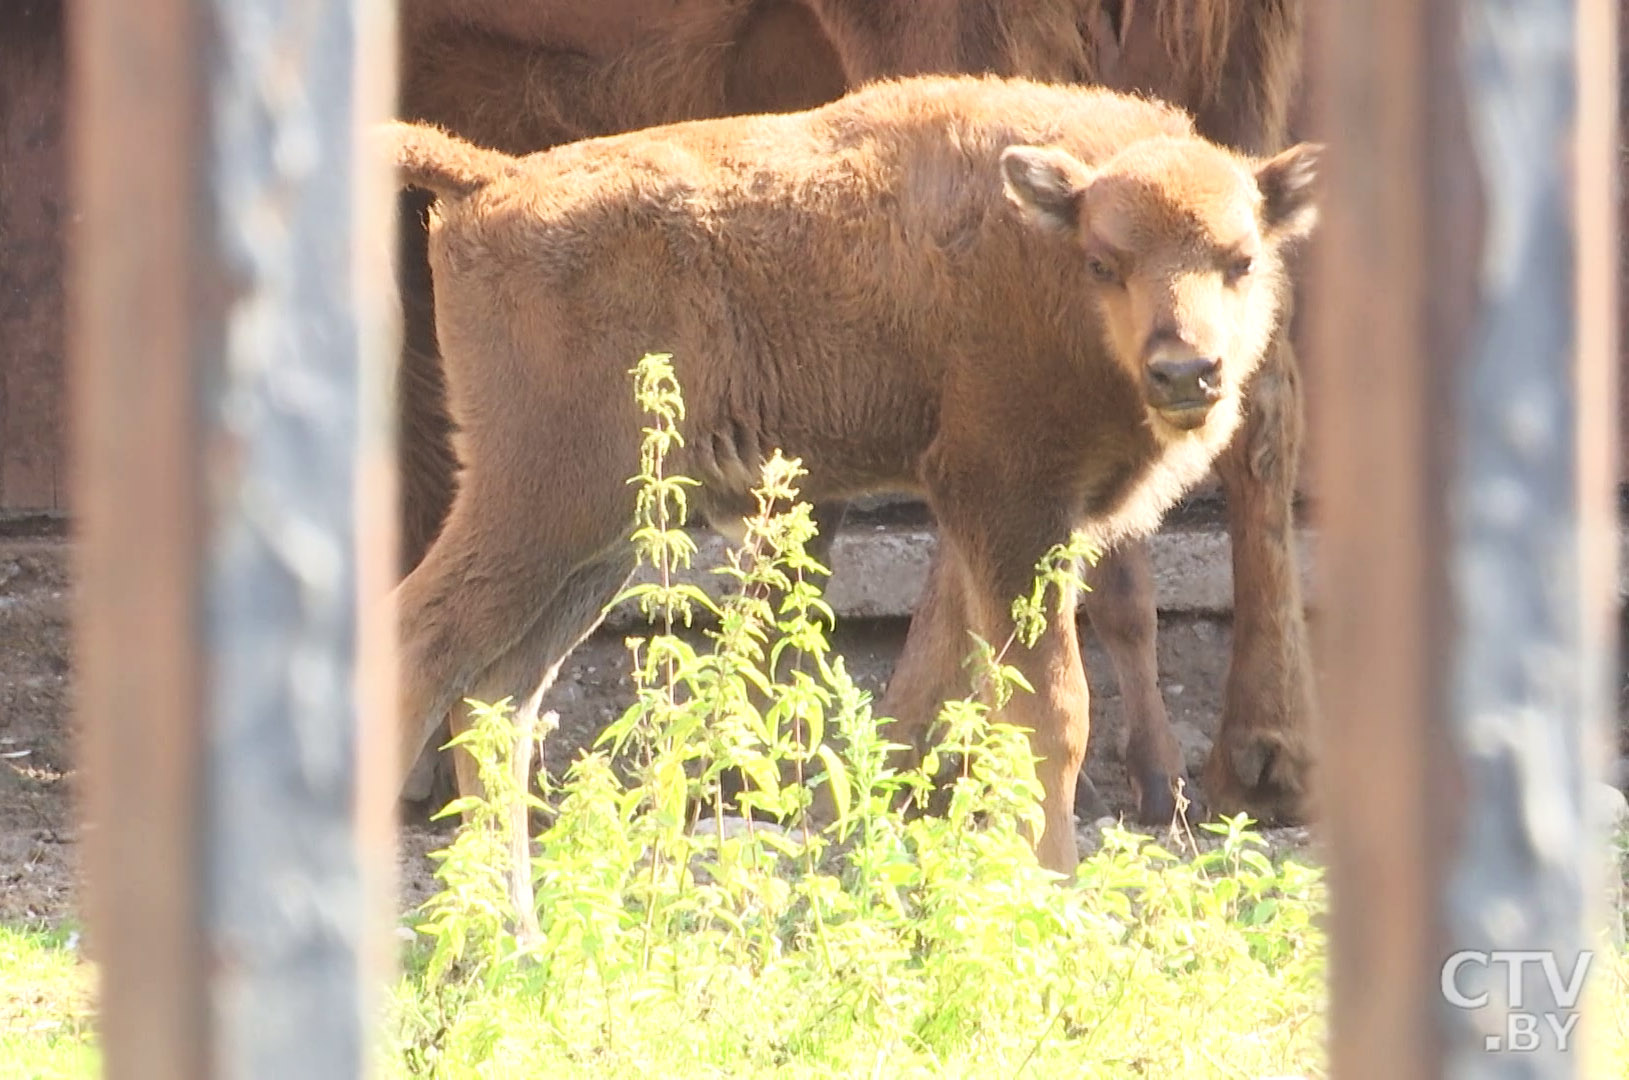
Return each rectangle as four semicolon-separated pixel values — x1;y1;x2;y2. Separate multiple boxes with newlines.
0;1;67;512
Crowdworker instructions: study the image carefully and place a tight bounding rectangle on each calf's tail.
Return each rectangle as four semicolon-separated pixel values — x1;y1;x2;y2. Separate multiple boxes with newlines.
375;120;512;200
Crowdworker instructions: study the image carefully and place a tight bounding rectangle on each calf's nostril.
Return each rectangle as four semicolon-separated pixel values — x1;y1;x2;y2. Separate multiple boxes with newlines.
1196;358;1221;392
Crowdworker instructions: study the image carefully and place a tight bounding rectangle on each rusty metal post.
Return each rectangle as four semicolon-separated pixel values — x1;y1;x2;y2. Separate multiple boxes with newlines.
70;1;399;1077
1311;0;1617;1077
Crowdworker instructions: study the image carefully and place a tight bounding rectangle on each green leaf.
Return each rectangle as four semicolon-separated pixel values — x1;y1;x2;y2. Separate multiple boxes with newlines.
816;744;852;825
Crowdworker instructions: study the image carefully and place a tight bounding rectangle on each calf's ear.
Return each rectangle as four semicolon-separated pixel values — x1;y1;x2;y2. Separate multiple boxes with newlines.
1255;141;1322;240
1001;145;1093;234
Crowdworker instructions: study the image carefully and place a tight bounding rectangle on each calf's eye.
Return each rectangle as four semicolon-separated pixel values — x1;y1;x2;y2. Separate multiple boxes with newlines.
1086;256;1121;285
1224;256;1255;285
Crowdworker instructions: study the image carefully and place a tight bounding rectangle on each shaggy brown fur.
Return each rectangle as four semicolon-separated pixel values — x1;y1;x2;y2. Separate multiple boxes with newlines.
400;1;846;158
384;74;1319;872
393;0;1316;829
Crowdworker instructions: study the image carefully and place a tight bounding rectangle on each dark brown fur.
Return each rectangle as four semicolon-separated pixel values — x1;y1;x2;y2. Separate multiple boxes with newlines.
400;1;846;158
393;0;1317;829
384;75;1319;871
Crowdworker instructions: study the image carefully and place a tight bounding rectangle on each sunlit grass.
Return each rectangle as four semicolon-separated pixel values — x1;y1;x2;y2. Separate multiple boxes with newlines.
0;923;97;1080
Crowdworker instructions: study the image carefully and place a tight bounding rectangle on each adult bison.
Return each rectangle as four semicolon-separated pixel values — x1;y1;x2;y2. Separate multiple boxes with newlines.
393;0;1315;828
385;74;1319;871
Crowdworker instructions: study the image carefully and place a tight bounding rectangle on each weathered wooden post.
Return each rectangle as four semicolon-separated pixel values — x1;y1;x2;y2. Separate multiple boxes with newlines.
70;1;398;1076
1311;0;1618;1076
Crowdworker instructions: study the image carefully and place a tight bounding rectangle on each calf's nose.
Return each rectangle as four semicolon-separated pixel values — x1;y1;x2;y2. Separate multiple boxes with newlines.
1143;355;1222;410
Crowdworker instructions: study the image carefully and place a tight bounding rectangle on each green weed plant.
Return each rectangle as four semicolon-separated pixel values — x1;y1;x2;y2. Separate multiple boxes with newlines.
385;353;1336;1078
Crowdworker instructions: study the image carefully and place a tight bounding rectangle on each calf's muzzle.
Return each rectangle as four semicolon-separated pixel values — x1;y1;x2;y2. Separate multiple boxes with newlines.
1143;353;1222;425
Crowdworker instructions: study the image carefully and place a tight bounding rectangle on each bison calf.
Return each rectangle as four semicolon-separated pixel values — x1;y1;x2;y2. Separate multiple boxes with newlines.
383;74;1319;872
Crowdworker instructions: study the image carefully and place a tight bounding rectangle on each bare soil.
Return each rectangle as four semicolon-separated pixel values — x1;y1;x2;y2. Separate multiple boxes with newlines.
0;533;73;925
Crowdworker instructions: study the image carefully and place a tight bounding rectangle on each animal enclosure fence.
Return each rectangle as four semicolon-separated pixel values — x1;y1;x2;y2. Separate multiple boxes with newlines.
65;2;1617;1079
1308;0;1619;1076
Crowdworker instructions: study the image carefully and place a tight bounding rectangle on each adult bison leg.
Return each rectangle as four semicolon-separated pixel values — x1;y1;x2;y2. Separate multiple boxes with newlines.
1079;541;1188;824
395;189;458;575
1200;324;1317;824
1161;0;1313;825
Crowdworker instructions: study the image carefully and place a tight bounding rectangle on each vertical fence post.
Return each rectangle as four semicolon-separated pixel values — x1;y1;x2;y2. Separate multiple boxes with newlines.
1311;0;1617;1076
70;1;398;1077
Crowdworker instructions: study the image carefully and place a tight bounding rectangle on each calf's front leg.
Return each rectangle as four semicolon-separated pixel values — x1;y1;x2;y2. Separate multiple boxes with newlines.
906;465;1092;873
953;537;1092;873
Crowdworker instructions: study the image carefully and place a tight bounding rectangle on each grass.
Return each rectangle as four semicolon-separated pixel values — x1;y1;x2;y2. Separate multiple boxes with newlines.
4;851;1625;1078
382;822;1332;1078
0;923;98;1080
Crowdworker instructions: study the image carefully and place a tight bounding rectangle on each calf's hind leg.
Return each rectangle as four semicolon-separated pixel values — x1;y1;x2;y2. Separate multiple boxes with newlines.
393;465;633;795
439;548;638;802
873;539;975;812
1079;542;1189;824
427;549;635;942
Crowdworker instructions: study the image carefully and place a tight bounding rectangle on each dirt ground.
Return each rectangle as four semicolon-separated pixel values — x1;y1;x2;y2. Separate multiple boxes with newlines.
0;531;72;925
0;519;1616;929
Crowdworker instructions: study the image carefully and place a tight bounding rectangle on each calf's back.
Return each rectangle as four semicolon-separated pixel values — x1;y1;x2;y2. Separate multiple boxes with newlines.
405;75;1270;543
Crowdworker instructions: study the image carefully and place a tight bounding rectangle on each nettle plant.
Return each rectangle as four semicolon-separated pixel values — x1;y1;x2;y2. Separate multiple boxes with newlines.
394;352;1327;1077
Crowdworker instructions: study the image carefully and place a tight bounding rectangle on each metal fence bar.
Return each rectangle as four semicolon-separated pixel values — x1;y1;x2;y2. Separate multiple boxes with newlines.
70;1;398;1077
1312;0;1617;1077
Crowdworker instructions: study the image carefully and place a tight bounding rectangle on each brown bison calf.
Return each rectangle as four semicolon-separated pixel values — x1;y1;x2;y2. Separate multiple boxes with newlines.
384;74;1319;872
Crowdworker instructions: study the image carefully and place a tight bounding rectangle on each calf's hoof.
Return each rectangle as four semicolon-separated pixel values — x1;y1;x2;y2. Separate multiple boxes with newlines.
1072;772;1107;823
1133;772;1175;825
1125;727;1194;826
1198;727;1312;826
1126;750;1201;826
399;753;438;806
1131;765;1205;827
